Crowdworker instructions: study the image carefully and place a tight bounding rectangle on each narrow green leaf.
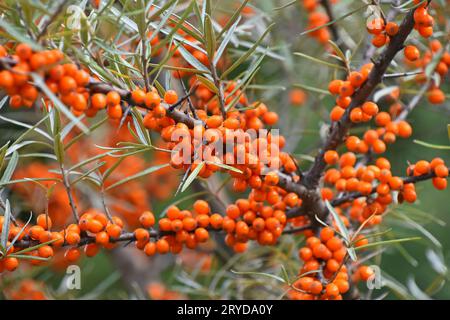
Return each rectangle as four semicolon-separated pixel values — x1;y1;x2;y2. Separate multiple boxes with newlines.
7;213;33;251
221;23;274;79
53;133;65;164
354;237;422;251
0;114;53;141
214;17;240;66
413;139;450;150
231;269;287;284
1;200;11;250
293;83;330;95
204;14;216;59
299;4;369;36
131;108;152;146
181;162;205;193
217;0;250;39
105;163;169;191
196;75;219;94
0;143;10;172
176;42;211;74
205;161;242;173
1;151;19;185
325;200;357;261
294;52;346;70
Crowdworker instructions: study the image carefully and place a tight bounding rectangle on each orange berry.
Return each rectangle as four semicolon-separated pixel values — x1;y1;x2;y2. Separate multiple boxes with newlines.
325;283;340;298
404;45;420;61
74;70;90;87
263;111;279;126
145;91;160;108
388;176;403;190
107;104;123;119
385;22;399;36
59;76;77;94
226;204;241;219
299;247;313;261
64;248;81;262
144;242;156;256
106;91;121;107
348;71;364;88
362;101;379;116
324;150;339;165
65;232;81;245
193;200;210;215
134;228;150;242
320;227;334;243
95;231;110;245
428;89;445;105
328;80;343;95
16;43;33;60
0;71;14;88
434;164;448;178
106;224;122;238
139;211;155;228
264;171;279;186
37;245;54;258
131;88;146;104
4;257;19;271
91;93;107;109
330;106;345;121
194;227;209;242
164;90;178;104
156;238;170;254
36;214;52;230
432;177;447;190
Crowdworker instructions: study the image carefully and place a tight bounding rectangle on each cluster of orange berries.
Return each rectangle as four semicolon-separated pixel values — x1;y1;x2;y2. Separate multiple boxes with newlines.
149;102;281;173
0;44;65;108
222;194;294;252
348;110;412;155
323;153;447;224
301;0;334;44
290;227;358;300
0;43;182;122
138;202;212;256
191;78;249;115
4;280;47;300
408;39;449;105
147;282;186;300
366;17;399;48
407;158;448;190
412;2;435;38
328;63;374;122
367;2;434;49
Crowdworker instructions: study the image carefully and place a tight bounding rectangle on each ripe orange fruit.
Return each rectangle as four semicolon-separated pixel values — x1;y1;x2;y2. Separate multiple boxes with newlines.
404;45;420;61
164;90;178;104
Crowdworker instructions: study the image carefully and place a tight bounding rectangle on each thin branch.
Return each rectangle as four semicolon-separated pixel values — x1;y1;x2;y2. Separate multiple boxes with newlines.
59;163;79;223
210;64;227;118
36;0;70;42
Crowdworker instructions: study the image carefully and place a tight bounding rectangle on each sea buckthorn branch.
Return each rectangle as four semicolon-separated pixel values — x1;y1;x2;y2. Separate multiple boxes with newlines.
319;0;344;48
303;5;419;189
88;77;309;203
59;162;80;223
87;79;199;128
209;62;227;119
12;217;314;250
362;0;402;63
35;0;70;42
330;167;449;207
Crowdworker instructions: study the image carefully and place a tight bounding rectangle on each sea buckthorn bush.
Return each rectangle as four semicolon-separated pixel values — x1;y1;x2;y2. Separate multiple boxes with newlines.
0;0;449;300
